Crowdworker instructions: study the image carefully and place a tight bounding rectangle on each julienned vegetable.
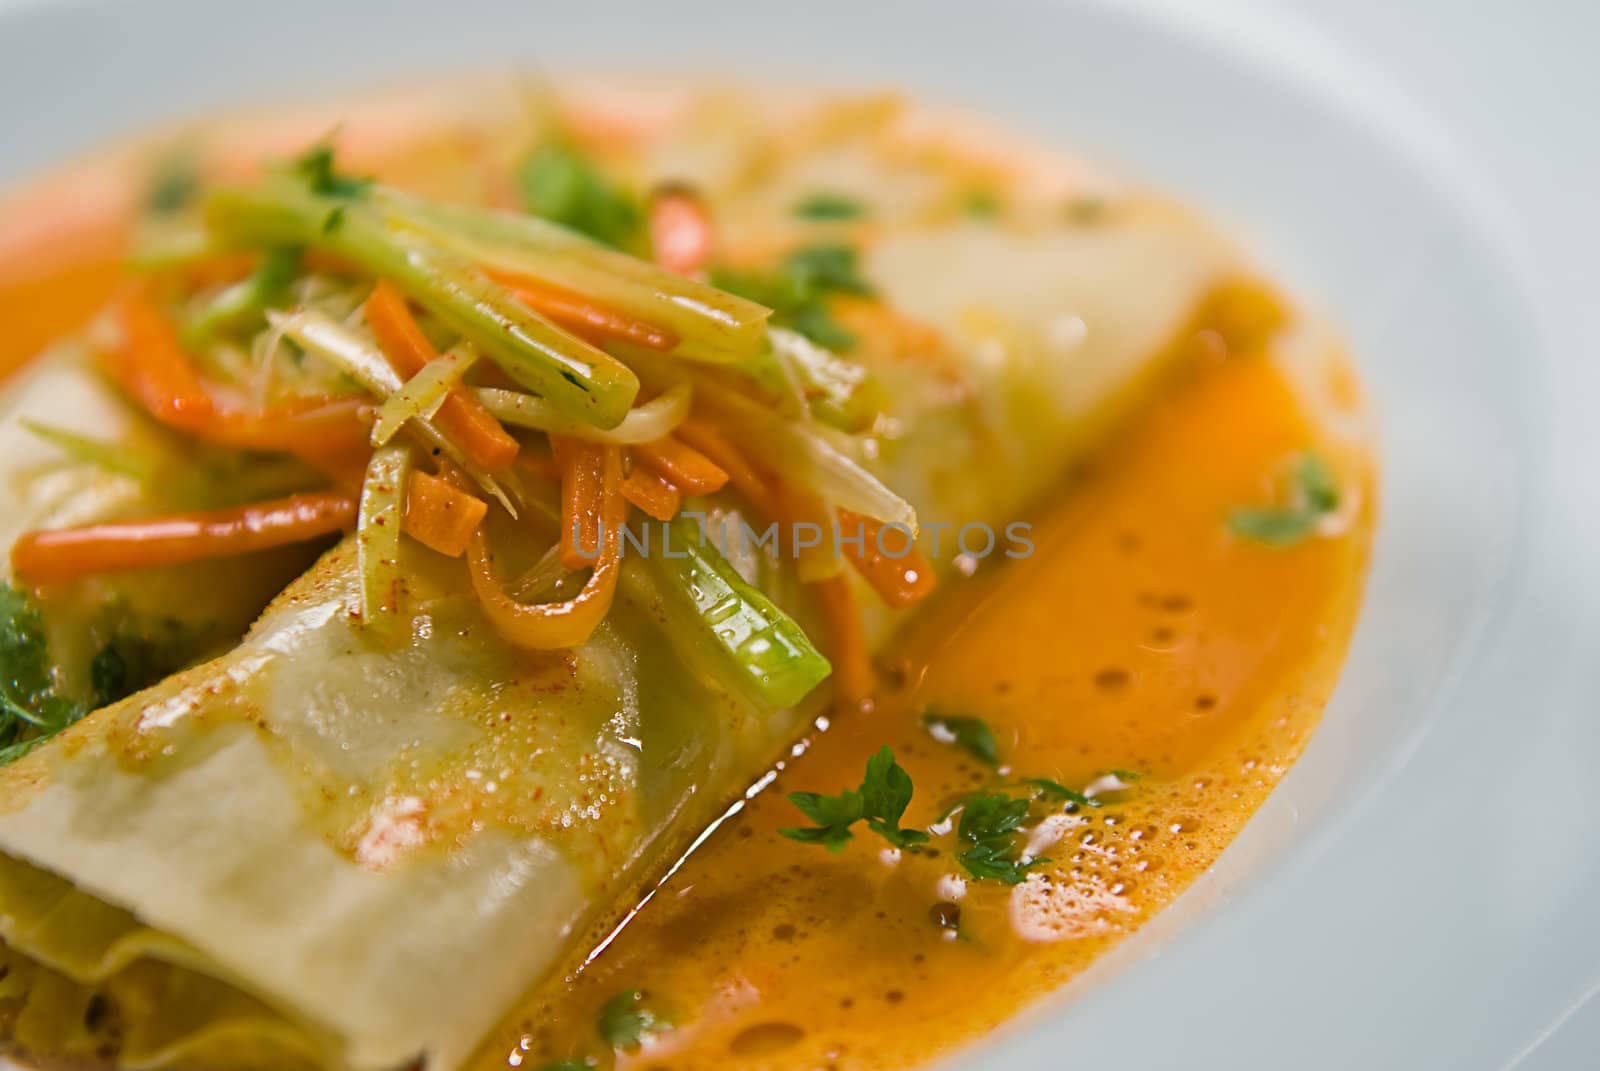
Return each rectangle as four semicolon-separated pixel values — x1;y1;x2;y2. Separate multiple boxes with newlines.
8;138;932;719
642;515;833;711
379;191;771;365
206;176;642;429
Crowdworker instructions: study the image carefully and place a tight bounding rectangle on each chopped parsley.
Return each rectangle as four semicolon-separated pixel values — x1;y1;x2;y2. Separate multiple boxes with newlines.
1021;777;1099;809
517;142;642;250
955;793;1045;885
1227;452;1340;546
597;989;670;1050
87;619;192;711
291;144;372;200
794;192;867;221
960;188;1002;219
920;712;1000;767
0;585;85;765
780;745;930;852
145;152;201;215
710;243;876;352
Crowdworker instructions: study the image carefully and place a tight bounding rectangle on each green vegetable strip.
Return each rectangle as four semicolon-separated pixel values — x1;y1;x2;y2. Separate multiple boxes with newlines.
766;327;882;432
356;444;411;632
509;483;830;711
378;192;772;365
180;246;300;348
204;178;640;429
641;516;831;711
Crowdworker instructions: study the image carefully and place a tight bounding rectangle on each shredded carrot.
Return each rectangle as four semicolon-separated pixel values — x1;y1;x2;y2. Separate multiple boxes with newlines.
106;292;372;458
648;186;714;277
10;491;356;583
811;574;873;710
108;291;216;429
209;396;374;456
467;445;626;650
773;480;844;583
836;508;937;609
620;462;682;522
364;280;520;471
485;269;678;351
404;471;488;558
631;433;729;496
673;417;777;518
552;435;607;571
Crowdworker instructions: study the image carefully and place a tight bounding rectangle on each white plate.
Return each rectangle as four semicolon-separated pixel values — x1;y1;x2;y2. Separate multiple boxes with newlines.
1;1;1596;1068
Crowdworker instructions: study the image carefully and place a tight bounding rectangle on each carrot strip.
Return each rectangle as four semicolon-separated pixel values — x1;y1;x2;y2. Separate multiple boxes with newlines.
467;445;626;650
11;491;356;583
552;435;606;571
207;396;374;455
404;471;488;558
631;434;729;496
811;574;873;710
673;417;777;518
107;292;372;457
648;186;714;277
365;280;520;471
109;292;216;429
837;508;937;609
774;480;844;583
620;463;682;522
485;269;678;352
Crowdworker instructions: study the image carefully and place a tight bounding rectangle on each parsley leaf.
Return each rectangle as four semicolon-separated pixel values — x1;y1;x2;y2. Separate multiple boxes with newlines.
597;989;670;1050
87;619;192;710
1021;777;1099;809
517;143;642;250
794;192;867;221
960;188;1002;219
145;152;201;215
291;144;372;200
782;244;874;298
0;585;86;763
1227;452;1341;546
709;243;875;352
781;745;930;853
921;712;1001;767
955;793;1045;886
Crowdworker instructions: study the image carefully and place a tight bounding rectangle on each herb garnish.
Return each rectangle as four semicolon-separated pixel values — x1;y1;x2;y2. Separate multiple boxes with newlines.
710;243;875;352
1021;777;1099;809
517;142;642;251
780;745;930;852
291;144;373;200
145;153;201;215
1227;452;1340;546
920;712;1000;767
0;585;85;764
597;989;670;1050
960;188;1002;219
794;192;867;221
955;793;1046;885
